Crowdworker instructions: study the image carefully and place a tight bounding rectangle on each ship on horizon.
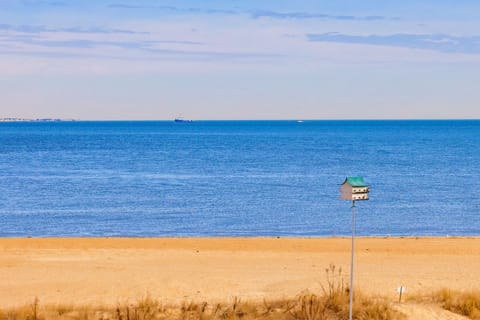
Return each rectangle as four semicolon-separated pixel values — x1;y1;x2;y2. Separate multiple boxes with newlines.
174;117;193;123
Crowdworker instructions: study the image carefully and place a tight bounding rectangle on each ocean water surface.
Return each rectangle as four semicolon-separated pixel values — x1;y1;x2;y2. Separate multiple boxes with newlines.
0;120;479;237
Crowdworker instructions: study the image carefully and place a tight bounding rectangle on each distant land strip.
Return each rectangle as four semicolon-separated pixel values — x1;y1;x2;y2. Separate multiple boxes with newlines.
0;117;76;122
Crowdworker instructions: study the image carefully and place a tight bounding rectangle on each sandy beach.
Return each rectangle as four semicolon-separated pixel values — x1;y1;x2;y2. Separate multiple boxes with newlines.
0;237;479;308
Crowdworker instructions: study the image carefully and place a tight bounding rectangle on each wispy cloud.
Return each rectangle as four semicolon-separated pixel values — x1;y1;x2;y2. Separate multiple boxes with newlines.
0;23;149;35
250;10;394;21
0;35;279;62
0;19;271;64
20;0;66;7
307;33;480;54
0;47;281;63
108;3;398;21
108;3;237;15
3;37;203;49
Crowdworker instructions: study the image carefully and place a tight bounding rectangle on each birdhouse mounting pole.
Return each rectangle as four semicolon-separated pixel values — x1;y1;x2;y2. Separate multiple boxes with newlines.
349;200;356;320
339;176;369;320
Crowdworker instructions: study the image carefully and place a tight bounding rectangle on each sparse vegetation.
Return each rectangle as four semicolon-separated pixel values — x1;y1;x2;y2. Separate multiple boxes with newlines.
0;265;404;320
430;289;480;319
0;295;402;320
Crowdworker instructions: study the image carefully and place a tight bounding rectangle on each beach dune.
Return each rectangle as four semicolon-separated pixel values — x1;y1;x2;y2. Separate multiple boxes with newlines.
0;237;479;308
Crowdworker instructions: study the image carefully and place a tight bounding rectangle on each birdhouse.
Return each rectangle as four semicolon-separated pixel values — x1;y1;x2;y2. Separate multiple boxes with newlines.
340;176;370;201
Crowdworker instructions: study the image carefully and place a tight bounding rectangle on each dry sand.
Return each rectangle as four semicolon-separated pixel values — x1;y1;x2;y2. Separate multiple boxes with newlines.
0;237;479;308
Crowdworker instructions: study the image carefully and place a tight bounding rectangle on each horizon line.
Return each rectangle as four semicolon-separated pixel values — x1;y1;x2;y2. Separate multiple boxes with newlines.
1;118;480;122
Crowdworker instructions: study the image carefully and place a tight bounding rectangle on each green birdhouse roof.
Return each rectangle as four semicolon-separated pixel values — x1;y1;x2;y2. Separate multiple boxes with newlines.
342;176;368;187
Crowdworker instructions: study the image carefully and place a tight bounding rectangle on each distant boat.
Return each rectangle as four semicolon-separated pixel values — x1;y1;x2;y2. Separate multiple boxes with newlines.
174;118;193;123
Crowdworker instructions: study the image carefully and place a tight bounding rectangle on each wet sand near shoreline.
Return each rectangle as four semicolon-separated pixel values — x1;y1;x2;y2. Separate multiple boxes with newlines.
0;237;479;308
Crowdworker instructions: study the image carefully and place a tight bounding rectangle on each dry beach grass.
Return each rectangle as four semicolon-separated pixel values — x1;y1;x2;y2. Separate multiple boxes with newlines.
3;288;480;320
0;295;402;320
0;266;405;320
414;289;480;319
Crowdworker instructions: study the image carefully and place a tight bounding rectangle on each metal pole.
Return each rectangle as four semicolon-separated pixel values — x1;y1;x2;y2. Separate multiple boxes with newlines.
349;200;356;320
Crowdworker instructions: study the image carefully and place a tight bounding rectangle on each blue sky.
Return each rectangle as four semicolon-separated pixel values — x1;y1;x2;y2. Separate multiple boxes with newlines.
1;0;480;120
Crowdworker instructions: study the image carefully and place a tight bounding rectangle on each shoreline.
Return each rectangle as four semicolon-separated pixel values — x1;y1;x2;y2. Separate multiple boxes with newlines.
1;235;478;251
1;237;479;308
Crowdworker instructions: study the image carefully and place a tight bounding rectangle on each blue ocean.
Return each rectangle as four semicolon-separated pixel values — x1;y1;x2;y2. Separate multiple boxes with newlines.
0;120;479;237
